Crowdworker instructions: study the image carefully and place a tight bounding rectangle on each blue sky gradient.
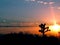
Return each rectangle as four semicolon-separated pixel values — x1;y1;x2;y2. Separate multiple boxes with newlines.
0;0;60;24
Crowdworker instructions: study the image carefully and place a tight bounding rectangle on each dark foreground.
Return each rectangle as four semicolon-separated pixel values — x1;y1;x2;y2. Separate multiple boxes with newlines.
0;32;60;45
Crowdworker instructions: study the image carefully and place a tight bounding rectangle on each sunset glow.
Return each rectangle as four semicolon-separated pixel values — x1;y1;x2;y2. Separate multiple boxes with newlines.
48;0;60;34
0;0;60;37
49;23;60;33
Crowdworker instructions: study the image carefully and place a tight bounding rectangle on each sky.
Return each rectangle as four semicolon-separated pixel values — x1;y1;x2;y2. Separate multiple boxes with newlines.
0;0;60;24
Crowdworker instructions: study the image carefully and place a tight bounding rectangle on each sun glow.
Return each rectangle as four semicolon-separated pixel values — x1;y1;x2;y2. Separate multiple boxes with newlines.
49;3;60;34
49;23;60;32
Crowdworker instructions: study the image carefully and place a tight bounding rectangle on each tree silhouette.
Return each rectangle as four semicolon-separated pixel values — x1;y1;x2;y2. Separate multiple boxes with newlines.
39;23;50;36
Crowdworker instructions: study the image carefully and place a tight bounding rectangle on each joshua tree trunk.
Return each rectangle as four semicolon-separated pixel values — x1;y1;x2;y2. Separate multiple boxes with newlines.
43;31;44;36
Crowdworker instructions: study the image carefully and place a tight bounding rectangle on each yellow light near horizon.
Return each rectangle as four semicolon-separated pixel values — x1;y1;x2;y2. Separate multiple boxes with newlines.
49;24;60;32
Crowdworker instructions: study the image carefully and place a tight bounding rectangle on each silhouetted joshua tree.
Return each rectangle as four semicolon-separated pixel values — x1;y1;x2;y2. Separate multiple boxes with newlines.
39;23;50;36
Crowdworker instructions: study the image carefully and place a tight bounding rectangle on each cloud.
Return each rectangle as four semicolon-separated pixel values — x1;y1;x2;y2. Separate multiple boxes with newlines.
49;2;55;5
26;0;55;5
37;1;55;5
43;2;48;5
25;0;35;2
37;1;48;5
38;1;55;5
30;0;35;1
37;1;44;4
